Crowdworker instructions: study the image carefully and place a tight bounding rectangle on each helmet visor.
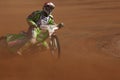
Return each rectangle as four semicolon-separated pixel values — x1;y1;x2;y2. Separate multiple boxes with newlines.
45;5;54;12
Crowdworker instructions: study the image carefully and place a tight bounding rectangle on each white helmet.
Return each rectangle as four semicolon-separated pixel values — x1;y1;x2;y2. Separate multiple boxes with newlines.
43;2;55;15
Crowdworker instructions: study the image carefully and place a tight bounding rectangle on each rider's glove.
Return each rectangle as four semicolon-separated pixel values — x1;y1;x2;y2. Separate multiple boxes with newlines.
57;23;64;29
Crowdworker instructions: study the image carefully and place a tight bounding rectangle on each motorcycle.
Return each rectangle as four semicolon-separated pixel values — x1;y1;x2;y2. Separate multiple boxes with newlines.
0;23;64;58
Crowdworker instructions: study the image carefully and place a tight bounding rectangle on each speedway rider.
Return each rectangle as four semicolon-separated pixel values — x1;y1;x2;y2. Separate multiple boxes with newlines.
17;2;56;55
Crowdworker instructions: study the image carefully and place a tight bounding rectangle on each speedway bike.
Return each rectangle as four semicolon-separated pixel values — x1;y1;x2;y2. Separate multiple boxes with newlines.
0;23;64;58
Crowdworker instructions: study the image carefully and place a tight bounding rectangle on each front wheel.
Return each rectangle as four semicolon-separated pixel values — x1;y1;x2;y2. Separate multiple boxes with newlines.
49;35;61;59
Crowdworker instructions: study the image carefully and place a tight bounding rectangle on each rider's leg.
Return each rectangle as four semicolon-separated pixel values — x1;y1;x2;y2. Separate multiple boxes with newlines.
17;27;49;55
17;27;38;55
27;26;34;37
17;40;32;55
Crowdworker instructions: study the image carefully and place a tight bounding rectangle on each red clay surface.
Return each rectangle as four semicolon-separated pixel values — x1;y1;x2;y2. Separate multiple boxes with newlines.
0;0;120;80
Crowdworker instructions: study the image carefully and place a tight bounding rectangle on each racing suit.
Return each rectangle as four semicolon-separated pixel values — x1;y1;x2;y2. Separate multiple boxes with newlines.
27;10;55;37
17;10;55;55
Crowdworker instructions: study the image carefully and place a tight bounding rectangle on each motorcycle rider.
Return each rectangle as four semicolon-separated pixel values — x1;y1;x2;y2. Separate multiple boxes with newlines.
17;2;56;55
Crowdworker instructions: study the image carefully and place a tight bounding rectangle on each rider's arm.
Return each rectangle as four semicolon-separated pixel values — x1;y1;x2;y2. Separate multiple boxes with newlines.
26;11;40;27
27;19;37;27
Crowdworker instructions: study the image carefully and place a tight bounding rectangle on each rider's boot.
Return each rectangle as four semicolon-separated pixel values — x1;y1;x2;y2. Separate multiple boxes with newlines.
43;41;49;49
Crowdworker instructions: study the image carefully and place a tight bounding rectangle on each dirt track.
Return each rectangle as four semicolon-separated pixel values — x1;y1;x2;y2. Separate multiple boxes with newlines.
1;0;120;80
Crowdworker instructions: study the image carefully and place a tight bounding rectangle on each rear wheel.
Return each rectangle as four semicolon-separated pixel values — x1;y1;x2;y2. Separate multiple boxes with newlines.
49;35;60;59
